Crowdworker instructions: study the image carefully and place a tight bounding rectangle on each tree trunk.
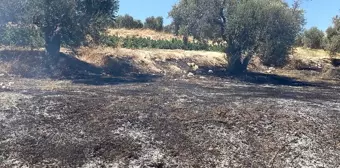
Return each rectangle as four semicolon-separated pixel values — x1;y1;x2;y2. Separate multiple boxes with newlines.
44;25;61;58
227;53;251;75
228;59;247;74
183;35;189;49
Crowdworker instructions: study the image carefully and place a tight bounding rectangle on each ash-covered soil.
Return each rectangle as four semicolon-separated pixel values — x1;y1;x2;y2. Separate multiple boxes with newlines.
0;75;340;167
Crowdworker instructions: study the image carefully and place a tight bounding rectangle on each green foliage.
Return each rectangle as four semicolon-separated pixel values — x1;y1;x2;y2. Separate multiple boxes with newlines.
168;0;223;41
255;1;305;67
0;0;119;56
100;35;120;48
163;24;175;34
0;24;44;48
325;15;340;55
327;36;340;55
115;15;144;29
144;16;164;31
295;32;304;47
0;1;28;25
101;35;225;52
302;27;324;49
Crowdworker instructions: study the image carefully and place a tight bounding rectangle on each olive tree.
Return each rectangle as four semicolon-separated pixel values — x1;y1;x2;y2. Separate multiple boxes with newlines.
169;0;224;41
144;16;164;31
0;0;119;58
169;0;304;73
325;15;340;55
302;27;325;49
116;15;144;29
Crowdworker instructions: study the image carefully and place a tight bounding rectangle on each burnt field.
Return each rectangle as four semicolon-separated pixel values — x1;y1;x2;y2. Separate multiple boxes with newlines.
0;73;340;167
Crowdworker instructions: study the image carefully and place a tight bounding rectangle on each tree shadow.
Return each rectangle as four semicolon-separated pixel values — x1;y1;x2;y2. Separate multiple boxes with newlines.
0;49;160;85
331;58;340;67
197;66;326;87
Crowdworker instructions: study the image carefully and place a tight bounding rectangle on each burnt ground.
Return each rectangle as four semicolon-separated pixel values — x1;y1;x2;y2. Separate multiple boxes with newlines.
0;72;339;168
0;49;340;167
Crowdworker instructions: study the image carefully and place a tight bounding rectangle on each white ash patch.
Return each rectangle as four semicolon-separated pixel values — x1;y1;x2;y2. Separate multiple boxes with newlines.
111;122;168;167
0;92;32;111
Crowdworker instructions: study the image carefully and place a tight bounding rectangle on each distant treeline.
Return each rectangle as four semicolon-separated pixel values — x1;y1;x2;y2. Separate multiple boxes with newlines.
115;15;167;32
295;16;340;55
0;24;224;52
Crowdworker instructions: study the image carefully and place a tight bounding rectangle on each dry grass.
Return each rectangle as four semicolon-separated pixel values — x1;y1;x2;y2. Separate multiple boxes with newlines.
78;47;226;74
77;46;340;83
76;45;340;84
106;28;194;41
271;69;338;84
107;28;178;40
263;47;340;83
293;47;340;61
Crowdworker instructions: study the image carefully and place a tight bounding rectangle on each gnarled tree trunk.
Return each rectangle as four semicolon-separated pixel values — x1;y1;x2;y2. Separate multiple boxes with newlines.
44;25;61;58
227;52;253;75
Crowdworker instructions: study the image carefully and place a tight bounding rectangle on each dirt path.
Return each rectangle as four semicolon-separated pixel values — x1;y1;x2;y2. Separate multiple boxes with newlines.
0;75;340;167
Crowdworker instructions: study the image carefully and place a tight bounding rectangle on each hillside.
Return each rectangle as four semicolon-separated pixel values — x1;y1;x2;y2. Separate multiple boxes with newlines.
107;28;187;41
106;28;205;44
1;29;340;167
100;29;340;83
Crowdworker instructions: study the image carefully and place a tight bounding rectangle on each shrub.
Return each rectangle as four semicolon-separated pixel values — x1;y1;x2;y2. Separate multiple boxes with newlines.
101;35;225;52
144;16;163;31
0;24;44;49
100;35;120;48
327;35;340;55
325;16;340;55
115;15;144;29
163;24;176;34
302;27;325;49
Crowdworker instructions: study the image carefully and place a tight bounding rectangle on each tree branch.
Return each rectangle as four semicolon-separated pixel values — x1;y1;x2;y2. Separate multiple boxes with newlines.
219;7;227;41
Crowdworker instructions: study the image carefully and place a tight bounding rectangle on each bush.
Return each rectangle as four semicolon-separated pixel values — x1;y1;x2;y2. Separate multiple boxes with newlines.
327;35;340;55
302;27;325;49
325;16;340;55
0;24;44;49
115;15;144;29
144;16;163;31
100;35;120;48
101;35;225;52
163;24;175;34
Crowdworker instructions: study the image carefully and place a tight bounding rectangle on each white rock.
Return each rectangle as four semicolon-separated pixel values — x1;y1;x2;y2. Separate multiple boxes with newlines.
187;62;195;66
187;72;195;77
208;70;214;73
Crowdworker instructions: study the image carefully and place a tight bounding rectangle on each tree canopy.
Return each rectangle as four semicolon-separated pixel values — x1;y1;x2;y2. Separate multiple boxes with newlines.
144;16;164;32
115;14;143;29
0;0;119;57
302;27;324;49
325;15;340;55
169;0;225;41
169;0;304;73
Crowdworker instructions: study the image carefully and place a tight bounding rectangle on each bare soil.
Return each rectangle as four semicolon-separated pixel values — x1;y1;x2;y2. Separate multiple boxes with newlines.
1;71;340;167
